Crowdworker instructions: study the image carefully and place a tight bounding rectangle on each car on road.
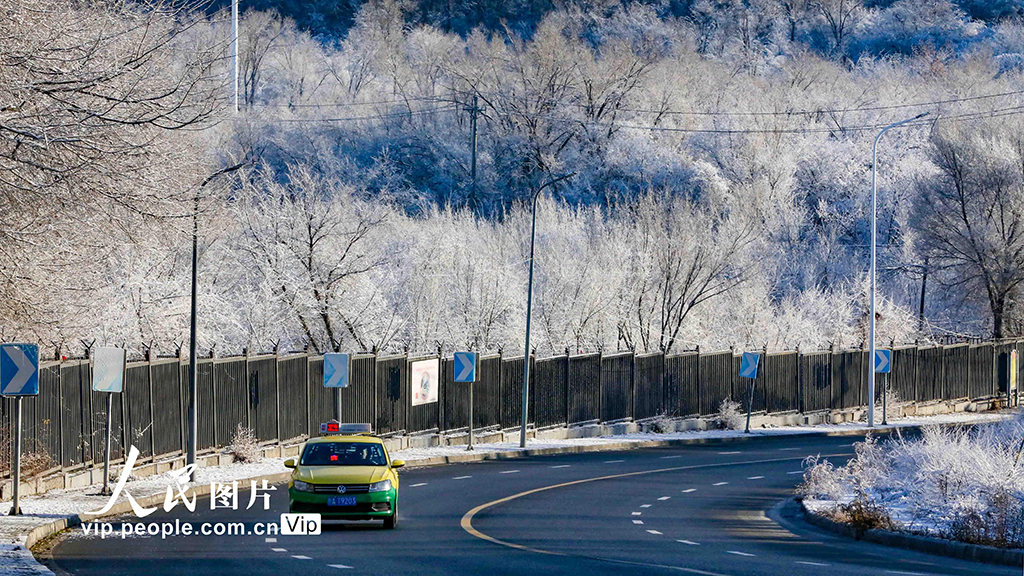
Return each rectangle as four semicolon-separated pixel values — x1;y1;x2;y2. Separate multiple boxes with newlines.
285;422;404;528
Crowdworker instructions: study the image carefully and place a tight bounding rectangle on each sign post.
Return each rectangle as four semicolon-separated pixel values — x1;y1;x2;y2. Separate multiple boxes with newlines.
739;352;761;434
92;347;126;495
874;349;891;425
1010;350;1018;408
1;343;39;515
454;353;478;450
324;353;351;422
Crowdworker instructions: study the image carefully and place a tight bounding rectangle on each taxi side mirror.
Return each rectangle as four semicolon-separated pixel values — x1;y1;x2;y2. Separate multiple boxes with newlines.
391;459;405;468
284;459;296;469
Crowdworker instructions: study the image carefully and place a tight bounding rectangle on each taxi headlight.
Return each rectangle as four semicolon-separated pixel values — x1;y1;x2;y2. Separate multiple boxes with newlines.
368;479;392;493
292;480;314;493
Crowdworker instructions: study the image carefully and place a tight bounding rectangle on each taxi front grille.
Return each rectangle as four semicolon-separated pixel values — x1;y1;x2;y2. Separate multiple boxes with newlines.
312;483;371;494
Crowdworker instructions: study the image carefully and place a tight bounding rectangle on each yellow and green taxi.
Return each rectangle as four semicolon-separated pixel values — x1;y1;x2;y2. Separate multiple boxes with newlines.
285;422;404;528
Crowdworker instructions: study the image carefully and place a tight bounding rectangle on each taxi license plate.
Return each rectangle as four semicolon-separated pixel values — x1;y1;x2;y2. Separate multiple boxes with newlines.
328;496;357;507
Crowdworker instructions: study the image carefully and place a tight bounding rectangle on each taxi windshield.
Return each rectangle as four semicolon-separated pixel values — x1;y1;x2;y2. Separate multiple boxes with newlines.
301;442;387;466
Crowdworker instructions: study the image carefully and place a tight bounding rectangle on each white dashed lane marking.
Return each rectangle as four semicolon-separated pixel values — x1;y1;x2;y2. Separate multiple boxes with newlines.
660;455;682;459
453;476;472;480
747;476;764;480
605;459;624;463
329;565;354;570
726;551;755;557
410;482;427;487
640;504;652;508
632;512;642;516
265;538;277;543
796;561;829;567
657;496;671;501
271;548;287;553
632;520;644;525
713;481;729;486
787;471;804;475
646;530;662;535
681;488;697;493
718;451;741;455
292;555;312;560
677;540;700;546
884;571;925;576
778;447;800;451
551;465;571;468
499;470;520;474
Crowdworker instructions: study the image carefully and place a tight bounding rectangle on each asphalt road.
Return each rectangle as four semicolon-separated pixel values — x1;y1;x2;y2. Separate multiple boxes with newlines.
43;432;1018;576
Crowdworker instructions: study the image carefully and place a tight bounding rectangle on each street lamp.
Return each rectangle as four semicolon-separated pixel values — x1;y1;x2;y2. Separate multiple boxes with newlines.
519;172;574;448
868;112;928;428
187;161;248;481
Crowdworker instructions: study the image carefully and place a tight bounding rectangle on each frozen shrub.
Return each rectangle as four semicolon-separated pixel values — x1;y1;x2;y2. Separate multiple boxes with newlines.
647;415;675;434
229;424;263;464
797;454;848;501
715;398;745;430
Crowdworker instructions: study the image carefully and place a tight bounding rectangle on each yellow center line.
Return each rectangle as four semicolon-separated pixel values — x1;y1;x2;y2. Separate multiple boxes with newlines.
460;452;854;575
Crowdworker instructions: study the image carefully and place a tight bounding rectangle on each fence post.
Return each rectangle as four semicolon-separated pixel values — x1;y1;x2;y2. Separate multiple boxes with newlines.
437;345;444;437
371;346;378;435
177;346;185;454
274;344;281;444
939;343;946;402
210;346;218;448
304;344;311;440
796;346;803;414
147;347;155;461
243;347;250;431
695;345;701;416
564;348;571;427
629;348;636;421
597;349;603;423
57;356;64;468
828;342;835;412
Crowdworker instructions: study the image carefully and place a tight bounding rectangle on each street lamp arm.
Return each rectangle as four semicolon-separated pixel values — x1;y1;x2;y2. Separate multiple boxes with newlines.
531;172;576;203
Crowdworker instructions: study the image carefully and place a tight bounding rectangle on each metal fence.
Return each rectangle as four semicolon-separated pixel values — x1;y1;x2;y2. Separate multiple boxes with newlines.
3;341;1021;478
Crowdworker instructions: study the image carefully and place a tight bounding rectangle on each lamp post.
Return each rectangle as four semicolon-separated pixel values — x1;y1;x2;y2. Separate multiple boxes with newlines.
186;161;248;481
868;112;928;427
519;172;574;448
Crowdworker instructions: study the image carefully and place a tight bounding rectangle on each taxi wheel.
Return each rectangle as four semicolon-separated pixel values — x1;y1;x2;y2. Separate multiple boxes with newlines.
383;499;398;529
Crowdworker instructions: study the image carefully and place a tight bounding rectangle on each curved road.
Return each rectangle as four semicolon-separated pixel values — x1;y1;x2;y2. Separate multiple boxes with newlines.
44;433;1015;576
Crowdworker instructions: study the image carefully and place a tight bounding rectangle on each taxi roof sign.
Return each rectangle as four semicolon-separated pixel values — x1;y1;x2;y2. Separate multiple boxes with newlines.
319;421;373;435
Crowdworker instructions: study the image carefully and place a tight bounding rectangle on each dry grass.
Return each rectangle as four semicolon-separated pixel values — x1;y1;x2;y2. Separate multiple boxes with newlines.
228;424;263;464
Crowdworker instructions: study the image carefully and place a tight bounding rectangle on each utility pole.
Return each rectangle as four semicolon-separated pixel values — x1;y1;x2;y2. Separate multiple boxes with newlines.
232;0;239;113
466;95;480;210
519;172;574;448
868;112;928;427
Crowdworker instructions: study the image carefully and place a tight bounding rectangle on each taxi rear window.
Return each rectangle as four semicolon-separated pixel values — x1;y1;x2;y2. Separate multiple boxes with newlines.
301;442;387;466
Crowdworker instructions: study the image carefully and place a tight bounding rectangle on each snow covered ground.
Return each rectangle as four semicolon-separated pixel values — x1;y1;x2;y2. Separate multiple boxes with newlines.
799;411;1024;549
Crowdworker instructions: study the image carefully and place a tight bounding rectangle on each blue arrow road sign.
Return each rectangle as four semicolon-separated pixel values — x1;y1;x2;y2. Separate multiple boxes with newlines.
0;344;38;396
739;352;761;379
454;352;477;382
324;353;350;388
874;349;891;374
92;347;125;393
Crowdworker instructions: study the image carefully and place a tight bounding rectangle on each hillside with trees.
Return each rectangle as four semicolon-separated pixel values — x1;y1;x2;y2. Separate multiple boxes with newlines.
5;0;1024;357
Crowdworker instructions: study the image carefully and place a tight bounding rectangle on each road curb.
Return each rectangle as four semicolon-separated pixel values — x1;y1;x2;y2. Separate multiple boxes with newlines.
796;497;1024;567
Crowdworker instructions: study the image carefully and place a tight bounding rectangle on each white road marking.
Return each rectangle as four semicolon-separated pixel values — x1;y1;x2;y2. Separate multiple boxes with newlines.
677;540;700;546
718;451;741;455
726;551;755;557
713;481;729;486
453;476;472;480
787;470;804;475
265;538;277;543
271;548;287;552
499;470;520;474
329;565;354;570
410;482;428;487
646;530;663;535
640;504;652;508
681;488;697;493
605;459;624;463
747;476;764;480
884;571;926;576
551;465;571;468
796;561;829;567
632;512;642;516
632;519;644;525
292;555;312;560
778;447;800;451
658;496;671;501
660;455;682;459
